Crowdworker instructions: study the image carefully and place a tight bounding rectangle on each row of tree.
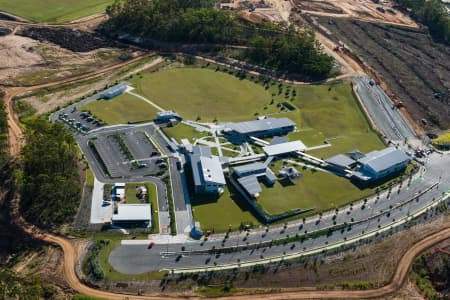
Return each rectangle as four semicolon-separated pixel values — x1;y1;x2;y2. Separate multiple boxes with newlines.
396;0;450;45
0;98;8;165
244;30;333;79
20;120;82;227
103;0;333;79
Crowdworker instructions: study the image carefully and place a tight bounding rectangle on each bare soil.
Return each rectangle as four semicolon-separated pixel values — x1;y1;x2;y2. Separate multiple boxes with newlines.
314;17;450;132
0;30;135;86
294;0;416;27
294;0;344;14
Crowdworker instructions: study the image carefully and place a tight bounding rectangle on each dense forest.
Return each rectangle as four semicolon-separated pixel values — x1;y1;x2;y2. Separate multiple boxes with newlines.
0;269;54;299
20;120;82;227
245;30;333;78
103;0;333;79
396;0;450;45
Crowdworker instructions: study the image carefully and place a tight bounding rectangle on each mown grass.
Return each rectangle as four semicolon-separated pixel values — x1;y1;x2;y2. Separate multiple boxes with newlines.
80;93;159;125
162;123;209;143
258;160;374;215
0;0;113;23
131;67;279;122
191;185;259;233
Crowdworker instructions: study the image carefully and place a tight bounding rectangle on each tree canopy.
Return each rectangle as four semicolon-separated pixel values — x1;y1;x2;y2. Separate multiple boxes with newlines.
103;0;333;79
20;120;82;227
396;0;450;45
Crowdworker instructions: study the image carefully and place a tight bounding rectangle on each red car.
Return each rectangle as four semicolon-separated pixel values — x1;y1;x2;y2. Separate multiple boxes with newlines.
147;241;155;249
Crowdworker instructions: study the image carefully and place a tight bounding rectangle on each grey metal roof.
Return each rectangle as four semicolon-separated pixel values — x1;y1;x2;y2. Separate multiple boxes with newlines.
102;83;127;97
265;169;277;183
347;149;365;160
326;154;355;168
263;140;306;156
270;136;288;145
238;175;262;196
112;204;151;221
190;146;225;186
224;117;295;135
199;156;226;185
360;147;410;173
157;110;180;118
234;162;266;177
192;145;212;157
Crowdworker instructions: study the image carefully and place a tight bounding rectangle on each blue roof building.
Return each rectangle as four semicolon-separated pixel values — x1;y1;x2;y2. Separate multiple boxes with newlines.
354;147;410;181
101;83;127;99
223;117;295;140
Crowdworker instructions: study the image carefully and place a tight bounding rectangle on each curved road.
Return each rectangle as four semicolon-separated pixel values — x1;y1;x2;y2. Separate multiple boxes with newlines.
3;12;449;299
14;205;450;299
2;51;155;156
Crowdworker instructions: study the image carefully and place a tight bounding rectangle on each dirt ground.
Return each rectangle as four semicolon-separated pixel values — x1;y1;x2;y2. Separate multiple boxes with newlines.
17;55;163;116
0;32;134;87
294;0;416;27
312;17;450;132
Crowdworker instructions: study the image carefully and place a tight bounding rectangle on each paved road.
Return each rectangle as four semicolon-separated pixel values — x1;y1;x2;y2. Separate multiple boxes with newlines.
353;75;416;142
110;151;449;273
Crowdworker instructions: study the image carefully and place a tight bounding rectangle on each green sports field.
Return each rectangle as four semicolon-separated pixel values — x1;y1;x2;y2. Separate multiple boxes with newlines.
80;93;159;125
0;0;113;23
131;67;279;122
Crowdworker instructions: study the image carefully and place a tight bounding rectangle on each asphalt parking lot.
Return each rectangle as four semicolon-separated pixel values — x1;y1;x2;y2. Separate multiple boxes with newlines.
87;128;163;178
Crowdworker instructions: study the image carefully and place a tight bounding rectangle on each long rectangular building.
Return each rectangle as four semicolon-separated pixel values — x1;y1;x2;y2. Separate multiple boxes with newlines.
189;146;226;194
223;117;295;140
354;147;410;181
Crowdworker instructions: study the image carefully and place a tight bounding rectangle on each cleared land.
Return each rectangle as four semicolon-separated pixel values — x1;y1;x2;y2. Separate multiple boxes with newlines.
0;0;112;23
80;93;159;125
131;67;279;122
316;18;450;130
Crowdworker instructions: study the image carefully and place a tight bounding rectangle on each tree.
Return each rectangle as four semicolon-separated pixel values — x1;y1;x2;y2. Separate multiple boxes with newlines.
20;120;82;227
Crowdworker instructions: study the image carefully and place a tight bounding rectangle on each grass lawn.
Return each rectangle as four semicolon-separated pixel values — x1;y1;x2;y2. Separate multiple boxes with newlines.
258;161;373;215
191;185;259;232
0;0;113;23
290;82;385;157
132;67;279;122
162;123;209;143
124;182;159;233
80;93;159;125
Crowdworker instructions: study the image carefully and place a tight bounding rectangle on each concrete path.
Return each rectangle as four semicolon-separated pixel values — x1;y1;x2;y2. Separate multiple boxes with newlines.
126;90;165;112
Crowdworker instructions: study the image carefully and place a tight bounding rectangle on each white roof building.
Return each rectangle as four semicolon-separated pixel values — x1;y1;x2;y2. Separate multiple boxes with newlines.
112;204;152;222
263;141;306;156
189;146;226;194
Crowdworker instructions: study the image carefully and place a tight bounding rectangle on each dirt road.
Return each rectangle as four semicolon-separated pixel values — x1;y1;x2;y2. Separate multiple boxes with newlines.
2;52;155;156
11;189;450;300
